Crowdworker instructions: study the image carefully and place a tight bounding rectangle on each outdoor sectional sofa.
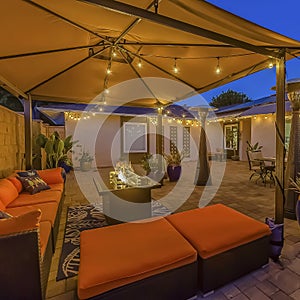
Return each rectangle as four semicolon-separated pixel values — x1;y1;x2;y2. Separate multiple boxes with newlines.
0;167;65;299
78;204;271;300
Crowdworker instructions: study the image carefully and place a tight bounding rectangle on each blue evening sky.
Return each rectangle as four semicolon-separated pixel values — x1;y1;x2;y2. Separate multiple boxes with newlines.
180;0;300;106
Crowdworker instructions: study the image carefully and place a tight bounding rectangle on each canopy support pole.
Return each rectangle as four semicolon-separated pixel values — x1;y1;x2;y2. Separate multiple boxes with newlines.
275;52;286;224
156;108;164;183
24;94;33;170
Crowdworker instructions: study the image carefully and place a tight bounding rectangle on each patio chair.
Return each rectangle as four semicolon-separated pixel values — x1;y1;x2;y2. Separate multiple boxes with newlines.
246;151;275;186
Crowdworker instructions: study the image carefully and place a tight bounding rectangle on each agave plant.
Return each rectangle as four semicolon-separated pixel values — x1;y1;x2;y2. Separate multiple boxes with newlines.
163;151;184;166
36;131;77;169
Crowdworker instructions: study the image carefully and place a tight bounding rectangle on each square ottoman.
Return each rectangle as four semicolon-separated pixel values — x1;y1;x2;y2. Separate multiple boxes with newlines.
166;204;271;294
78;217;198;300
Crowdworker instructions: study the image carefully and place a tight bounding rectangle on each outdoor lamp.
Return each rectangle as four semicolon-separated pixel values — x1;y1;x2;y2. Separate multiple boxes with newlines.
190;104;212;186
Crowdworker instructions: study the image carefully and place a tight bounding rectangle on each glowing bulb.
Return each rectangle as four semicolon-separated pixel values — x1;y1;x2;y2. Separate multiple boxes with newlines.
268;62;274;68
99;107;103;112
137;59;142;68
104;89;109;94
254;116;257;119
215;57;221;74
106;68;111;74
264;116;268;119
112;51;117;57
92;112;95;116
103;100;107;105
173;58;179;74
83;116;87;120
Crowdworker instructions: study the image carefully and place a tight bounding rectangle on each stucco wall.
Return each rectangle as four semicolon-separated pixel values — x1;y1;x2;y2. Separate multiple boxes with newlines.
66;115;202;168
251;115;276;157
0;106;25;177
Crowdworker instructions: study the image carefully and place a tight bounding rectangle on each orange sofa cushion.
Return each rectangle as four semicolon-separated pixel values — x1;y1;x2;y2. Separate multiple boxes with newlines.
0;200;5;211
39;221;52;257
0;209;41;236
7;190;62;208
166;204;271;259
48;183;64;192
0;179;18;207
6;202;58;226
78;218;197;299
37;168;64;184
7;176;23;193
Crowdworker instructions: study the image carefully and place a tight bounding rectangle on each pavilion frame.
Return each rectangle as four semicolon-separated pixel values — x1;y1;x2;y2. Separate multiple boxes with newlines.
0;1;286;223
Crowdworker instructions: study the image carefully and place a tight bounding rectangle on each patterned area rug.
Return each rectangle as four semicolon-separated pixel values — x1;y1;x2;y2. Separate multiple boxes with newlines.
56;201;171;281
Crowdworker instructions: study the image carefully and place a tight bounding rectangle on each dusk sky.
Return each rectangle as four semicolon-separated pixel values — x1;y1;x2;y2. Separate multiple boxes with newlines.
180;0;300;106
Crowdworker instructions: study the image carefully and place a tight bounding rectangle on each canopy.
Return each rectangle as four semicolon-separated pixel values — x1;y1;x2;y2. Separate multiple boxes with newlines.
1;0;300;107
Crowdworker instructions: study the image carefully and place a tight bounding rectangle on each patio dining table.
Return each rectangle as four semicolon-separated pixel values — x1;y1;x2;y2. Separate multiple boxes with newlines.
254;157;276;187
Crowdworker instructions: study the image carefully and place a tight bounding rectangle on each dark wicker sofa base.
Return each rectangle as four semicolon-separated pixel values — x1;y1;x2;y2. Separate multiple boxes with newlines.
198;235;270;293
88;261;198;300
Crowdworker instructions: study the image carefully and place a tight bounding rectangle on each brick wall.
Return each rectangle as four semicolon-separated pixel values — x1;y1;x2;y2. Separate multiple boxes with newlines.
0;106;25;178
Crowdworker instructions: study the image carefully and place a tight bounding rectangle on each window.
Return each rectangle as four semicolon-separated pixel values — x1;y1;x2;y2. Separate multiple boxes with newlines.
224;123;239;151
183;127;190;157
170;126;178;154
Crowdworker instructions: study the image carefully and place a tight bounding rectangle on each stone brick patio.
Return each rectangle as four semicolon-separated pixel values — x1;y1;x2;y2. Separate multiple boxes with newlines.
46;160;300;300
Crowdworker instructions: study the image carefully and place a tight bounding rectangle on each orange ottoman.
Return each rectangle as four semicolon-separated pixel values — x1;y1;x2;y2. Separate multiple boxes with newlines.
166;204;271;294
78;218;198;300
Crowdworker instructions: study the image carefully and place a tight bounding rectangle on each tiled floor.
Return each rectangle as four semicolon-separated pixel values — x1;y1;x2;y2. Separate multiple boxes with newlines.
46;160;300;300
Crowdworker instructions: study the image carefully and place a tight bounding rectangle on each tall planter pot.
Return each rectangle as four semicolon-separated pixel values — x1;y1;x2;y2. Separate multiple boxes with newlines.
167;165;181;182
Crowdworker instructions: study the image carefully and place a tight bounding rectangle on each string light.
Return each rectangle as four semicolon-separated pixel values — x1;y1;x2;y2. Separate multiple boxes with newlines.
137;58;142;68
112;50;117;57
268;60;274;68
104;89;109;94
215;57;221;74
106;68;112;75
173;58;179;74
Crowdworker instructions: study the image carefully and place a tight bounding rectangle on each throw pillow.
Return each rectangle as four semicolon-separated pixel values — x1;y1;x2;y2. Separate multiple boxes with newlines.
0;211;12;219
17;175;50;195
17;169;38;177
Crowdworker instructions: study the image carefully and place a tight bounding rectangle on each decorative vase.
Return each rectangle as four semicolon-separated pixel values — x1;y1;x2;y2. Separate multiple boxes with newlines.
58;161;73;173
167;165;181;182
80;161;92;172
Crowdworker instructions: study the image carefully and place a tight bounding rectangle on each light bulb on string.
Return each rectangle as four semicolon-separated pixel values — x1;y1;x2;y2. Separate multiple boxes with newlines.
173;58;179;74
137;58;142;68
104;88;109;94
268;60;274;69
215;57;221;74
106;68;111;75
112;50;117;57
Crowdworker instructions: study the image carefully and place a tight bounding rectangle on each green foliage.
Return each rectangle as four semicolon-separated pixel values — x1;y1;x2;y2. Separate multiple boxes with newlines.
163;151;184;166
36;131;77;169
79;151;94;163
210;89;252;108
140;153;153;173
246;141;263;152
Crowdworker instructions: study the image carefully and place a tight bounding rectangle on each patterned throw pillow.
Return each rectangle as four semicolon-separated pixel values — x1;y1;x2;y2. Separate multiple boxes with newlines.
17;175;50;195
17;169;38;177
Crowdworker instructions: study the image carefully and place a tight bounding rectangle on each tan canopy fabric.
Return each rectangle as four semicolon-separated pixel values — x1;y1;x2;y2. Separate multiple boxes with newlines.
0;0;300;106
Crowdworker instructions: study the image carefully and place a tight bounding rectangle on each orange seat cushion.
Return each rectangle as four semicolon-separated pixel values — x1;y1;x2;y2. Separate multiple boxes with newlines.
0;179;18;207
7;176;23;193
0;209;41;236
39;221;52;257
0;200;5;211
7;190;62;208
78;218;197;299
166;204;271;259
37;168;64;184
6;202;58;226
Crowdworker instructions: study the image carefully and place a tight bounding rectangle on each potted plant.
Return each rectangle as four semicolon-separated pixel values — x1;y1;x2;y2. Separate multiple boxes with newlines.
79;151;94;171
163;151;184;182
289;173;300;224
36;131;77;172
246;141;263;152
140;153;153;175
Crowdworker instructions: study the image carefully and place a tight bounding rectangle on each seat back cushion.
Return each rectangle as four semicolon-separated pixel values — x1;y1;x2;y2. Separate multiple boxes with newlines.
0;209;41;236
37;168;64;184
0;179;18;207
7;176;23;193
